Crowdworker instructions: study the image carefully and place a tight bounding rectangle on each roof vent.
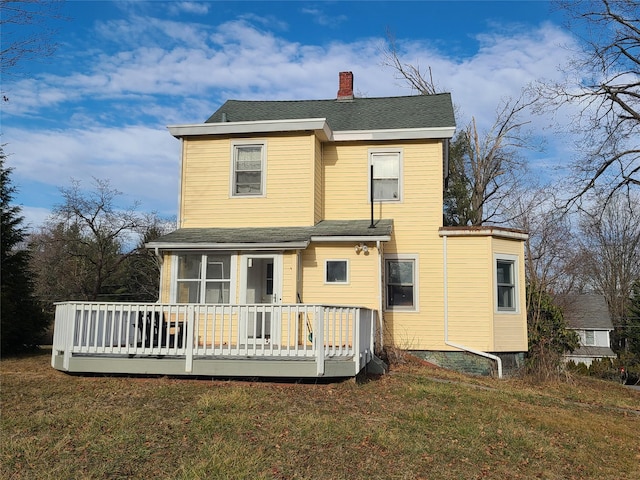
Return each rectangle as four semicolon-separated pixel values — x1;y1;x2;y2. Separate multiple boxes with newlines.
221;112;228;122
337;71;354;101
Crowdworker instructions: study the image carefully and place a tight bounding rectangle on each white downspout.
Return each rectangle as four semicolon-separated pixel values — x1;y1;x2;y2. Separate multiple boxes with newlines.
377;240;384;349
442;235;503;378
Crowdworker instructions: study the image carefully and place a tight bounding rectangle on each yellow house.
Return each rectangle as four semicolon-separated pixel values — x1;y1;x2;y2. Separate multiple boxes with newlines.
51;72;527;378
148;72;528;376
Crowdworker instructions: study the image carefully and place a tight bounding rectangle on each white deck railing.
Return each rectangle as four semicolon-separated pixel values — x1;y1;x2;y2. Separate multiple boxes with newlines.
52;302;375;376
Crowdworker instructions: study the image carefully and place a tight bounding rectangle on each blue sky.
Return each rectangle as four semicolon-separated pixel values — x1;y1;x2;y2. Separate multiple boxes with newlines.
2;0;577;230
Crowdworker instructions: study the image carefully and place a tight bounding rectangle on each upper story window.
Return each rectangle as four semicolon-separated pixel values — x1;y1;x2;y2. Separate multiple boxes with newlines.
231;141;266;196
496;256;518;312
175;253;234;303
369;150;402;202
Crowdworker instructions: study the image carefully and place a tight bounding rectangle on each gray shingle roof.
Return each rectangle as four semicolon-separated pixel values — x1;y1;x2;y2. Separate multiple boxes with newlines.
205;94;455;131
148;219;393;247
562;294;614;330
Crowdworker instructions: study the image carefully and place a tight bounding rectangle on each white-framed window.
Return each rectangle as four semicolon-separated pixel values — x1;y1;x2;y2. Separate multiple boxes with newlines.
231;141;266;196
495;254;518;312
325;259;349;284
369;149;402;202
385;255;418;311
584;330;596;346
174;253;235;303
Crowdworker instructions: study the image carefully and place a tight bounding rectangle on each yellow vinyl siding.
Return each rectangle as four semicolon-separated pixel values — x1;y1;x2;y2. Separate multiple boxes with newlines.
281;251;297;304
322;140;446;350
314;137;323;224
168;126;528;355
444;236;494;350
300;243;379;311
323;140;442;227
159;252;172;303
180;133;316;228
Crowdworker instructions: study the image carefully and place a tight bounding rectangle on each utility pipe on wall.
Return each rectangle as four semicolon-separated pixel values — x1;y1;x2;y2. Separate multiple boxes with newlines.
377;240;384;350
442;235;503;378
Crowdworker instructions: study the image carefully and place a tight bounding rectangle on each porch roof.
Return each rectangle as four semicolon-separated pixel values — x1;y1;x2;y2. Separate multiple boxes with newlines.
146;219;393;251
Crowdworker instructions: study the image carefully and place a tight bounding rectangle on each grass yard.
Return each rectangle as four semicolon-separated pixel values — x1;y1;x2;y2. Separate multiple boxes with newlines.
1;350;639;480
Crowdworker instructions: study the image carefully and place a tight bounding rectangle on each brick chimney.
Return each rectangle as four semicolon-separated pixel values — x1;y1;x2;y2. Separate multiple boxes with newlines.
337;71;354;100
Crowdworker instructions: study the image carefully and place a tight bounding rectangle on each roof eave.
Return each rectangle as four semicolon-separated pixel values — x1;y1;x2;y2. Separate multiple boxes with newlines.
168;122;455;142
146;241;311;251
168;119;332;141
332;126;456;141
439;226;529;241
311;235;391;242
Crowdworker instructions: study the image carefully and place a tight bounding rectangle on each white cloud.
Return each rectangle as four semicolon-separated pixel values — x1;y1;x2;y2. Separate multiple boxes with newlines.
2;9;587;228
18;206;54;233
4;125;180;216
170;2;210;16
300;8;347;27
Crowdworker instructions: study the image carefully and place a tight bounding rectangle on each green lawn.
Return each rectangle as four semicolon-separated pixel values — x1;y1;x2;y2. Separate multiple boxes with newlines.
2;350;639;479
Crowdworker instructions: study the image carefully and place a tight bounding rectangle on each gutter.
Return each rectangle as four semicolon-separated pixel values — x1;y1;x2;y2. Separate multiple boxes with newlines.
442;235;503;378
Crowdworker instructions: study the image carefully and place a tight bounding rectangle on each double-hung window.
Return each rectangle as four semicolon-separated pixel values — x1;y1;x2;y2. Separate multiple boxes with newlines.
232;142;265;196
496;256;517;311
370;150;402;201
176;254;232;303
385;255;417;310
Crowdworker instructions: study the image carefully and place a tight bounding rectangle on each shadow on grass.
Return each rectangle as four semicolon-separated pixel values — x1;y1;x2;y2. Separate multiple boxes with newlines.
1;345;52;359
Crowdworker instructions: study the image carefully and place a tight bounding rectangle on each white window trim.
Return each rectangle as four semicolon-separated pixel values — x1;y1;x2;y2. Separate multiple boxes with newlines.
230;140;267;198
368;148;403;203
494;253;520;314
384;254;419;312
170;253;237;303
324;259;349;285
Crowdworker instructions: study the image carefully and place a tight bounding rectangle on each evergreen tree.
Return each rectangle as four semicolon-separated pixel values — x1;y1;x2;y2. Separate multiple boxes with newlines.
1;150;48;353
443;134;472;226
624;281;640;359
526;286;580;380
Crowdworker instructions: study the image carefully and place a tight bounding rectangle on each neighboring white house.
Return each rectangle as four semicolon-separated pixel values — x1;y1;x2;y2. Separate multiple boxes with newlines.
562;294;616;366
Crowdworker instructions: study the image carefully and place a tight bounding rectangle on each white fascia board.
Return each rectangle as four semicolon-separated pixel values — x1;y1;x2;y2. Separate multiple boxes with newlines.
439;228;529;241
168;119;331;141
146;241;310;251
332;126;456;141
310;235;391;242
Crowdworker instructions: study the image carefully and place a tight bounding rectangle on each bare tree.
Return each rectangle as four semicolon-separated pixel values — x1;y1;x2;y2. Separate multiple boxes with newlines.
380;30;439;95
576;192;640;350
512;188;579;295
381;33;537;225
458;96;536;225
509;187;581;379
33;178;148;301
0;0;67;78
535;0;640;203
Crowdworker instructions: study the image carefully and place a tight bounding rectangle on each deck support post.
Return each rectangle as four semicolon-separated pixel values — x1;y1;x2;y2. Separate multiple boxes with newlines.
185;305;194;373
354;308;361;375
315;306;325;376
62;304;73;370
